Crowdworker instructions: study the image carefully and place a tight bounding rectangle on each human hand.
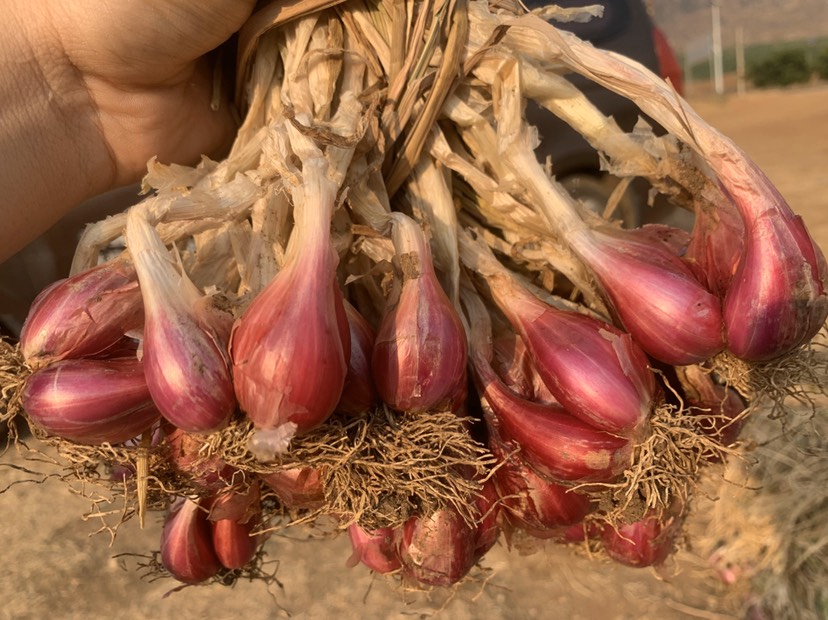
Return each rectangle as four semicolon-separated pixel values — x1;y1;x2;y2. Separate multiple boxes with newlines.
51;0;258;187
0;0;256;261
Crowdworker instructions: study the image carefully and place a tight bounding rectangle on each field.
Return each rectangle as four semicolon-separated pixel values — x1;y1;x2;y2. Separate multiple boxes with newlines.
2;84;827;620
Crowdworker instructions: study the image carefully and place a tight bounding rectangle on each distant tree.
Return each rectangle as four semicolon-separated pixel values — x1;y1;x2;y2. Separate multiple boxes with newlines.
749;48;811;87
815;47;828;80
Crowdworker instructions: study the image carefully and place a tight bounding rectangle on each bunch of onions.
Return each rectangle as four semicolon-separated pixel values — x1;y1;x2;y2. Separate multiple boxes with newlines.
125;206;235;434
21;357;160;444
529;24;828;361
231;153;350;459
18;259;144;367
372;213;468;414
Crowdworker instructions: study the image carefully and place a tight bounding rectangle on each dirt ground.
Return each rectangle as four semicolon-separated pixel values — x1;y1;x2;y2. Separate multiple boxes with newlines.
2;84;827;620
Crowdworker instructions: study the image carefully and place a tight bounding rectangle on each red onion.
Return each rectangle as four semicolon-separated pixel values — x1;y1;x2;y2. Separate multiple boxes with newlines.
600;505;683;568
259;466;325;511
721;180;828;360
346;524;402;574
490;276;653;432
461;286;633;482
19;260;143;367
209;485;262;570
231;157;349;458
337;301;377;415
474;353;632;482
372;214;468;413
160;497;221;584
569;224;725;366
125;208;235;434
488;423;592;537
22;357;160;444
398;508;477;587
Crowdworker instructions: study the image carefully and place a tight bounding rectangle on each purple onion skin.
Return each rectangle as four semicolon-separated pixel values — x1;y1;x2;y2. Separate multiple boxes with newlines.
724;205;828;360
474;353;632;483
372;215;468;414
22;357;160;444
337;301;378;415
161;498;222;584
573;226;725;366
347;524;402;574
143;303;235;434
259;467;326;511
19;261;143;366
398;509;477;587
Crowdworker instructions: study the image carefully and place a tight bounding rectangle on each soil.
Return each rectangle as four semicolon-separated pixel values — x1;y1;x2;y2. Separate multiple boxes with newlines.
2;84;827;620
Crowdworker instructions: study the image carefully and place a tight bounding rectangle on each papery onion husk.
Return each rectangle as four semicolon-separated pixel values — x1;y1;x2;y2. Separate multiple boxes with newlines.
22;357;160;444
337;300;377;415
372;214;468;414
491;325;555;404
346;523;402;574
259;466;325;511
164;426;239;491
398;508;478;587
160;497;221;584
126;207;236;434
19;259;143;367
686;197;745;298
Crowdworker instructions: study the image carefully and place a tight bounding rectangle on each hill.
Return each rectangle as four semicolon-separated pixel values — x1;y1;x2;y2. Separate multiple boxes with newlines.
648;0;828;53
